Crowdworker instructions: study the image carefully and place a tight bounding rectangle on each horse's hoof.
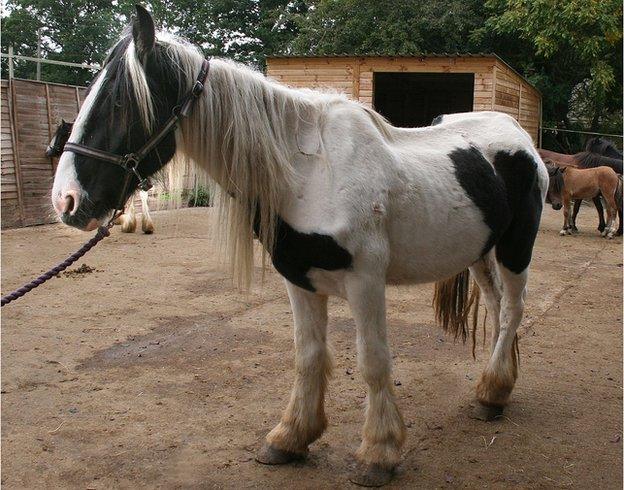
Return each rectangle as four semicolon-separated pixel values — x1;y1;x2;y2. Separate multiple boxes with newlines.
349;463;395;487
255;443;306;465
559;230;566;236
470;403;504;422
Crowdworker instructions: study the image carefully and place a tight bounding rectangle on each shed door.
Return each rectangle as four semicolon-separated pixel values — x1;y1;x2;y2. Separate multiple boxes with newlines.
373;72;474;128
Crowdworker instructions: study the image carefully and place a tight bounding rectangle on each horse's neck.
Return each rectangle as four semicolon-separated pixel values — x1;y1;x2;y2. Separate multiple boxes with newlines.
180;60;307;197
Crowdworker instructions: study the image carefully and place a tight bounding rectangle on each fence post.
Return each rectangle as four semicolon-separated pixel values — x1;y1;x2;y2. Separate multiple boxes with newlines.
36;29;42;81
8;45;14;79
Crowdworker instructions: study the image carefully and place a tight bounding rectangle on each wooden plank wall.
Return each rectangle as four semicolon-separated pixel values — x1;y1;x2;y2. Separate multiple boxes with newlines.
1;79;86;228
266;56;541;143
1;80;22;228
492;60;541;143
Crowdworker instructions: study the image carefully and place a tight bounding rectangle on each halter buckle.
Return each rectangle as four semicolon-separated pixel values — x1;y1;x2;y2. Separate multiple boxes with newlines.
192;80;204;97
122;153;140;170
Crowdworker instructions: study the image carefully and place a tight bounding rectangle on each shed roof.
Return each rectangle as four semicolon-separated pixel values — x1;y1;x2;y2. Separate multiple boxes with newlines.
267;53;539;94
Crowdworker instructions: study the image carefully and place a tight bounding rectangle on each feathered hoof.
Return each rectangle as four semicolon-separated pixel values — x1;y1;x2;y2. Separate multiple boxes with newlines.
470;402;504;422
141;217;154;234
349;463;395;487
255;443;306;465
118;214;137;233
559;229;567;236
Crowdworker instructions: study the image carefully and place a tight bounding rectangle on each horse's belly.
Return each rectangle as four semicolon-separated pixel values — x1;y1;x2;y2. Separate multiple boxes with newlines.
385;198;490;284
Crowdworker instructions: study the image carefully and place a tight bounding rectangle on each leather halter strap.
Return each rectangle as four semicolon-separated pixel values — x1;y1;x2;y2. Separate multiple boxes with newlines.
63;59;210;192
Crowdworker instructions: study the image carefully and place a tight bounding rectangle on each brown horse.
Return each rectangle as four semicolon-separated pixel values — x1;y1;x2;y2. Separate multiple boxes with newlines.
545;163;622;238
538;147;623;234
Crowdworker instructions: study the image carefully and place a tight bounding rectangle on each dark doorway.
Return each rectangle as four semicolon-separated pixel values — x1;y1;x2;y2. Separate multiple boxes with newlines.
373;72;475;128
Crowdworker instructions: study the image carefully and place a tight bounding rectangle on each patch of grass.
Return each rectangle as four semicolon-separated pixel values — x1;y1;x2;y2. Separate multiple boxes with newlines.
187;185;211;207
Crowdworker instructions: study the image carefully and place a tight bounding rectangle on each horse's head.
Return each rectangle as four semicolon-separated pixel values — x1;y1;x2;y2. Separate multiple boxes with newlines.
585;136;623;159
46;120;73;157
51;6;201;230
545;163;563;210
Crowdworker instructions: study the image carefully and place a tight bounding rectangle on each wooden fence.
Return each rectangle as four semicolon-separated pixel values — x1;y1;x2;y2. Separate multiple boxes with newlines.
1;78;87;228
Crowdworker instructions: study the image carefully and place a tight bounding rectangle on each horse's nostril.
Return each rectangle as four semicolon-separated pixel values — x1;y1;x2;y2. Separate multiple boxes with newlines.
65;194;75;214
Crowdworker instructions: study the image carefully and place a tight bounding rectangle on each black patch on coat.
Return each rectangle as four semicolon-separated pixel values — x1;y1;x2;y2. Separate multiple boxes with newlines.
449;147;511;255
491;150;543;273
254;213;353;292
449;147;542;273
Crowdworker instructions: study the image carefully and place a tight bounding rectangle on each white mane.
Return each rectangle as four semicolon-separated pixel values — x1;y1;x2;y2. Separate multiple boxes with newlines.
123;33;357;286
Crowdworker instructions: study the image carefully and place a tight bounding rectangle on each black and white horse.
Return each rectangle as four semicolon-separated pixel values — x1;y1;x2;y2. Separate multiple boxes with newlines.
48;121;154;234
51;6;547;486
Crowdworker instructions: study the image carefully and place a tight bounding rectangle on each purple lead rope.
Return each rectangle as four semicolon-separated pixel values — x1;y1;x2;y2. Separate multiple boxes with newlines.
1;225;111;307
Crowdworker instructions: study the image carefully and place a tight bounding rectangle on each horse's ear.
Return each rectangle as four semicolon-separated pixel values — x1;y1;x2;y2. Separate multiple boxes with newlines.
61;118;66;124
132;5;156;60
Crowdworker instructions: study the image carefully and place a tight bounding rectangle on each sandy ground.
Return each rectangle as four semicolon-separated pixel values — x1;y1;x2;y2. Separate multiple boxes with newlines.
2;207;622;489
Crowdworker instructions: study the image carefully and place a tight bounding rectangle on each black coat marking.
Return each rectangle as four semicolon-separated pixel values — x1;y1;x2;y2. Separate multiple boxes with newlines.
449;147;511;255
450;147;542;273
491;150;542;274
254;214;353;292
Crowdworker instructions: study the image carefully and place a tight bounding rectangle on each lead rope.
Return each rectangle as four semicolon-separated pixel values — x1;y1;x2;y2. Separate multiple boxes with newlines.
1;172;133;307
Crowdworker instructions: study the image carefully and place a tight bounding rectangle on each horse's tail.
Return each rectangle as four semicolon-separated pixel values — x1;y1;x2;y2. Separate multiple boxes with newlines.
433;269;481;357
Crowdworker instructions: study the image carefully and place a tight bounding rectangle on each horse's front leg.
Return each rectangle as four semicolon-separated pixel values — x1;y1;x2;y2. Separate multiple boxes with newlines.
346;272;405;487
571;199;582;233
257;281;331;464
560;195;572;236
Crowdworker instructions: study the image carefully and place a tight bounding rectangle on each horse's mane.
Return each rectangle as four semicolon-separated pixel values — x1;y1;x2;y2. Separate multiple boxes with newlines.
585;137;623;159
120;32;356;286
575;152;623;173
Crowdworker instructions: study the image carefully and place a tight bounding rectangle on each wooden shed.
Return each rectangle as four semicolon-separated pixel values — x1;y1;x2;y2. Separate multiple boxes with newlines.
266;54;541;144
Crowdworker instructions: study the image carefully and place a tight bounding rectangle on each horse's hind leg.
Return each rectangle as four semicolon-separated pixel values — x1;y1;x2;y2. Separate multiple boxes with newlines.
593;196;605;233
476;174;541;418
468;253;503;420
475;264;526;416
602;195;617;239
119;199;137;233
257;281;331;464
139;190;154;234
345;271;405;486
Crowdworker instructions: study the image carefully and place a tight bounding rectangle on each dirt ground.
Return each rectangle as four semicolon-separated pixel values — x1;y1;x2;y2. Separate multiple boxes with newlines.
2;207;622;489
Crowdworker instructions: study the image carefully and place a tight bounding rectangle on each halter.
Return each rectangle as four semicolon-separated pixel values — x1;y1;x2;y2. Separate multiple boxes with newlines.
63;59;210;219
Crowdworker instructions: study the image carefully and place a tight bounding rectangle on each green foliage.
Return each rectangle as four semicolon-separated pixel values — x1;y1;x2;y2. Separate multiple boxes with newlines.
1;0;128;84
288;0;487;55
187;185;211;208
476;0;622;149
1;0;621;150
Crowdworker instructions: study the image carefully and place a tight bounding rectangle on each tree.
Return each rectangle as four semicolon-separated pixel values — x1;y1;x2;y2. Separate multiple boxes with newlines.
1;0;305;83
288;0;487;55
1;1;126;84
474;0;623;150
